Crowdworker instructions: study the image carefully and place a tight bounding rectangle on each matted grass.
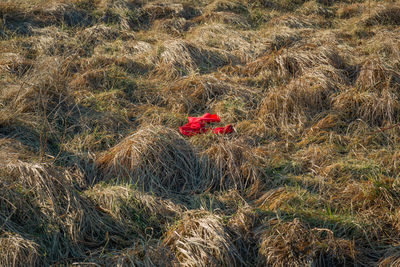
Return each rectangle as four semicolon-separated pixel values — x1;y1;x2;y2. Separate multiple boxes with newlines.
2;0;400;265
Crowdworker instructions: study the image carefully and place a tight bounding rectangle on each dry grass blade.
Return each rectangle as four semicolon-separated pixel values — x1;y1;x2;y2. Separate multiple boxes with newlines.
0;162;134;263
2;0;400;265
379;246;400;267
85;184;183;232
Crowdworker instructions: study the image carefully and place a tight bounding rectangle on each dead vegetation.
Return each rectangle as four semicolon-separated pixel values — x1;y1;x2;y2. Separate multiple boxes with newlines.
163;211;244;267
2;0;400;265
256;219;358;266
96;125;211;195
154;39;237;79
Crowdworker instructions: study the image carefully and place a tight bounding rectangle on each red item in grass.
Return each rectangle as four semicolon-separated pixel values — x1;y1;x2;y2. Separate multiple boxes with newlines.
179;113;233;136
213;125;234;134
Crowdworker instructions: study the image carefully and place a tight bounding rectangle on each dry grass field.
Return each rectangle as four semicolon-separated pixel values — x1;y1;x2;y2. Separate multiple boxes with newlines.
1;0;400;266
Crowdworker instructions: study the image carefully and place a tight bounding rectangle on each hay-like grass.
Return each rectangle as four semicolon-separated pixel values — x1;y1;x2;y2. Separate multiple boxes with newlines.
163;211;243;267
198;138;265;195
267;14;315;29
2;0;400;265
153;17;193;36
187;23;263;61
96;125;210;195
154;40;237;79
78;24;120;46
84;184;183;235
258;66;344;129
337;3;361;19
242;44;347;80
364;4;400;26
333;89;400;126
356;57;400;92
299;0;334;18
0;232;42;267
193;11;250;29
379;246;400;267
262;26;303;52
256;218;358;266
205;0;248;14
164;74;258;113
0;162;134;263
143;2;184;21
0;52;33;77
102;242;175;267
293;144;338;174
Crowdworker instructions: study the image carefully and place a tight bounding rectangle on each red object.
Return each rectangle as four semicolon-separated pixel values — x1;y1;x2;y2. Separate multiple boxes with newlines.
179;113;234;136
213;125;234;134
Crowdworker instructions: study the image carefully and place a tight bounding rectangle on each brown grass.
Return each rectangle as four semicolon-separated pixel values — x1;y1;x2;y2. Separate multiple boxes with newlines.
154;40;238;80
164;73;258;114
2;0;400;265
256;218;358;266
379;246;400;267
0;162;134;264
96;125;211;195
242;44;347;81
163;210;244;267
364;4;400;26
85;184;183;230
356;56;400;92
198;138;266;195
0;232;42;267
268;14;315;29
333;89;400;126
258;65;345;132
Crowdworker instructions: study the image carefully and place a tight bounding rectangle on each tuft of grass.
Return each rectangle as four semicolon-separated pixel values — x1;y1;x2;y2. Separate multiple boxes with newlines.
96;125;211;195
256;218;358;266
0;232;42;267
154;39;238;79
163;210;244;267
364;4;400;26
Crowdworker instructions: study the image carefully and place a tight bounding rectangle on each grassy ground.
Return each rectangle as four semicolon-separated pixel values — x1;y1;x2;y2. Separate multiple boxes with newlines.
1;0;400;266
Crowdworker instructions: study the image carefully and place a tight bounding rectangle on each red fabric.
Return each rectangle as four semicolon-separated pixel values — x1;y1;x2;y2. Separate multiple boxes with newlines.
213;125;234;134
179;113;233;136
188;113;221;124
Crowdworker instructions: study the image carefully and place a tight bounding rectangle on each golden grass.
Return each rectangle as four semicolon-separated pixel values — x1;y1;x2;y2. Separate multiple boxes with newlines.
199;138;266;195
163;210;243;267
364;4;400;26
256;218;358;266
0;162;135;264
96;125;211;195
356;56;400;92
0;232;41;267
154;39;237;79
333;89;400;126
379;246;400;267
2;0;400;265
164;73;258;113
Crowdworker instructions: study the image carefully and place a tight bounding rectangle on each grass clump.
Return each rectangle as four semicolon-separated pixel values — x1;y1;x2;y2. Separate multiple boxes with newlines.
96;125;210;195
154;40;237;79
256;218;358;266
163;210;244;267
